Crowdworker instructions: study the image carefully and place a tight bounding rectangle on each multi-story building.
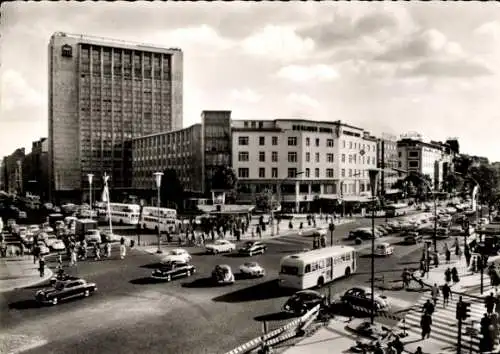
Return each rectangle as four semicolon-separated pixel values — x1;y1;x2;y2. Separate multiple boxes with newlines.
232;119;377;212
376;134;400;198
2;148;26;195
48;32;183;202
131;110;231;196
397;138;454;190
22;138;49;201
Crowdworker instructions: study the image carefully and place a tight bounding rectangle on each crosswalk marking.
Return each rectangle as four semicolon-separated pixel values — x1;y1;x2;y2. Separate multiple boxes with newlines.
393;291;485;352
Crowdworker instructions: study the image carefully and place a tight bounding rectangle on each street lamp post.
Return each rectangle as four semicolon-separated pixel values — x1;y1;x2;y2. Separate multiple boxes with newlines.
153;172;164;254
368;168;380;325
87;174;94;220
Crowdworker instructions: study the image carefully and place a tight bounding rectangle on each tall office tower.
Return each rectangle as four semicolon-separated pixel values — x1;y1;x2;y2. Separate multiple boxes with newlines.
48;32;183;201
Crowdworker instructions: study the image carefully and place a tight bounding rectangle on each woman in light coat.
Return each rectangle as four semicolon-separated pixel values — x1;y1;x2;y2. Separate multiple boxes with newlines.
119;243;126;259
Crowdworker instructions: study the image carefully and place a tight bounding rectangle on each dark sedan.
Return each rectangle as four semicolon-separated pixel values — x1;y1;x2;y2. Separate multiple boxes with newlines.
35;278;97;305
151;261;196;282
238;241;267;256
283;290;326;315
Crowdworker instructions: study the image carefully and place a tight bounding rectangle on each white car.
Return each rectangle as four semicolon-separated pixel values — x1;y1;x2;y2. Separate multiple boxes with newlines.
51;240;66;251
44;234;59;248
160;249;192;264
374;242;394;256
239;262;266;278
205;240;236;254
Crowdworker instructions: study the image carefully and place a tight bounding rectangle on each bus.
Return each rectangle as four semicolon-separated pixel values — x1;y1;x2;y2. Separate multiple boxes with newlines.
279;246;357;290
385;203;411;217
141;206;180;233
101;203;141;225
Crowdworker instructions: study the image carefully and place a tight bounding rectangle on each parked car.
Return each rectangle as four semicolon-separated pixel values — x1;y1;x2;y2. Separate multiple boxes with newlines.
205;240;236;254
42;233;58;248
348;228;377;240
374;225;389;236
238;241;267;256
436;227;450;238
160;249;192;264
386;221;401;232
341;287;389;312
50;240;66;251
283;290;326;315
212;264;235;285
35;278;97;305
239;262;265;278
151;261;196;282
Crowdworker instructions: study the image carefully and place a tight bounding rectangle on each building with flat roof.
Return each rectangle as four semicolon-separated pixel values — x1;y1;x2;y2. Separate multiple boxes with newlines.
2;148;25;195
131;110;231;197
397;138;454;190
48;32;183;202
22;138;49;201
231;119;377;213
377;134;400;199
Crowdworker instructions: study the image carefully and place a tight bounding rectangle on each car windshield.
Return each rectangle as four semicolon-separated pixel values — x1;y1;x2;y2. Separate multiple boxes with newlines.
244;262;258;268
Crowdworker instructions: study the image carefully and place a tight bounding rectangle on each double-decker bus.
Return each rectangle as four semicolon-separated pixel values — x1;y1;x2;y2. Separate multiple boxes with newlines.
385;203;411;217
100;203;141;225
279;246;357;290
141;206;180;233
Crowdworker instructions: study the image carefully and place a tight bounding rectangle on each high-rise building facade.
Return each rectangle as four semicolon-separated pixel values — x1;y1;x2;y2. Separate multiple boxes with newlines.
22;138;49;201
48;32;183;201
376;134;400;198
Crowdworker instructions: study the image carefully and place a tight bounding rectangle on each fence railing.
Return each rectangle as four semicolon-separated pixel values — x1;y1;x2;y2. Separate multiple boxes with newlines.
224;304;321;354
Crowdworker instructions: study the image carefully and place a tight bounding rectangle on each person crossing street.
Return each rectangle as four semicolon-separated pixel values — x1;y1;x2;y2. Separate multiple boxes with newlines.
441;282;452;308
431;283;440;306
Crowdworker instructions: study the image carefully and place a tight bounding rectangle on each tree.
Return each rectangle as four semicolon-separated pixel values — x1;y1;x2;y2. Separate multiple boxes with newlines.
211;165;238;204
255;189;280;212
469;165;499;207
443;173;464;194
159;169;185;211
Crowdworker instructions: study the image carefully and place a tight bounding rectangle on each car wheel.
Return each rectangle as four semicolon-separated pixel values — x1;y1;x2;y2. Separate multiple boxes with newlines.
166;275;171;282
84;289;90;297
51;297;58;305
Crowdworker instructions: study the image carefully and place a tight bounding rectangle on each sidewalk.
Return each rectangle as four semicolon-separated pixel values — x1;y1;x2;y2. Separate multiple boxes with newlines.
0;256;53;293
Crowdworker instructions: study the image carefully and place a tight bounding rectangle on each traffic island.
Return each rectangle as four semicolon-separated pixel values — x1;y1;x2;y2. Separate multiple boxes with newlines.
0;257;53;293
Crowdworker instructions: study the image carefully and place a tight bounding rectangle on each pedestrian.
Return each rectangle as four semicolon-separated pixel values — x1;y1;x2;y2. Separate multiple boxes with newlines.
105;242;111;258
457;246;462;261
70;247;77;266
445;267;452;283
485;292;496;314
451;267;460;283
431;283;440;306
465;249;471;268
445;248;451;263
373;342;384;354
120;242;126;259
402;269;410;289
94;243;101;260
38;256;45;278
386;344;397;354
57;253;63;269
420;312;432;339
414;347;423;354
442;283;452;308
422;299;435;315
391;336;404;354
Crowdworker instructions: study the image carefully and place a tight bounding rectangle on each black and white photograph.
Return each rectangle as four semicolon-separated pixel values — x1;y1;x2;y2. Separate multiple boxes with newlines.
1;2;500;354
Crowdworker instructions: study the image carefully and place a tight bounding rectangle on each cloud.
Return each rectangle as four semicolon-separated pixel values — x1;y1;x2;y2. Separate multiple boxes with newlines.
276;64;339;83
376;29;464;62
230;88;262;103
298;6;414;50
149;25;233;51
474;21;500;39
397;59;493;78
286;93;320;108
241;25;315;61
1;69;44;113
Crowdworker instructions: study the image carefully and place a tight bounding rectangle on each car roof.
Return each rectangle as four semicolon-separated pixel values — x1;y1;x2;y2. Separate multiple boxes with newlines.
295;290;322;296
216;264;231;269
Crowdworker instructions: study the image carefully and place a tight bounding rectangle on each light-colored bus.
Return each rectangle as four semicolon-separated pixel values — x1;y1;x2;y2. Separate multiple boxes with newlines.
141;206;180;233
101;203;141;225
385;203;411;217
279;246;357;290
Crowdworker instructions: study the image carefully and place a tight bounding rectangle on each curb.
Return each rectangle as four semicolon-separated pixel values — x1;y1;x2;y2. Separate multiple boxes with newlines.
0;267;54;293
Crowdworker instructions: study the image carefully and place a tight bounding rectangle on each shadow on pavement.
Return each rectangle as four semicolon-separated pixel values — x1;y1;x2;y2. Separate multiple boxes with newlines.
212;279;292;303
223;253;243;258
181;277;215;288
254;311;297;322
130;277;163;285
8;299;43;310
399;260;420;265
191;251;209;256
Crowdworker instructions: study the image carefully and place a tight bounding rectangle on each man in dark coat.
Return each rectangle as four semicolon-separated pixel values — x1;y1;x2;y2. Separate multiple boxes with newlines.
420;312;432;339
485;292;496;314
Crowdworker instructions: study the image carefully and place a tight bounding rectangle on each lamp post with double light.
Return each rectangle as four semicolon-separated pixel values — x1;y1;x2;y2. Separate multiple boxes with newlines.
87;174;94;220
153;172;164;254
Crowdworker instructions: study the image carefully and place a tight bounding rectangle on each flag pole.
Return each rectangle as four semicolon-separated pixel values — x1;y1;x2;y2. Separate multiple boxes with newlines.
103;173;113;235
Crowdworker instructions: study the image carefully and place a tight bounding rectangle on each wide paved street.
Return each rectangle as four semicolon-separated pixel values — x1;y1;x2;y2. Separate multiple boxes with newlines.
0;215;447;354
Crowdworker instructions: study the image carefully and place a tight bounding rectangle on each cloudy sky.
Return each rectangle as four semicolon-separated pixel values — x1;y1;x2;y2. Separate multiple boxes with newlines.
1;2;500;161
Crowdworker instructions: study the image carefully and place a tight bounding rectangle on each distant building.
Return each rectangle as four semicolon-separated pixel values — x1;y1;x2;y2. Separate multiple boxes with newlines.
131;110;232;196
22;138;49;201
48;32;183;202
231;118;377;212
397;139;455;191
2;148;26;195
376;134;400;198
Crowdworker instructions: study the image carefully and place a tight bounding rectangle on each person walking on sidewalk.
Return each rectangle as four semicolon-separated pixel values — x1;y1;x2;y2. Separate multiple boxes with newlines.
38;256;45;278
422;299;435;316
431;283;440;306
451;267;460;283
70;247;77;266
420;312;432;339
442;282;452;308
414;346;423;354
445;267;452;283
119;240;126;260
105;242;111;258
485;292;496;314
94;243;101;261
445;248;451;264
402;268;410;289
